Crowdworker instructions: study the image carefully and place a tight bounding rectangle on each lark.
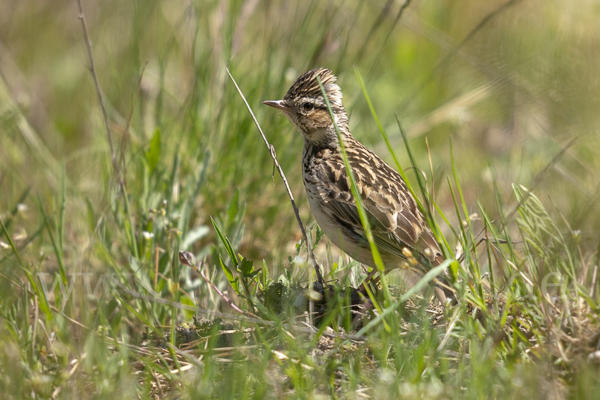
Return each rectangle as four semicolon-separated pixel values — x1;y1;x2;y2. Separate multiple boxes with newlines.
263;68;454;303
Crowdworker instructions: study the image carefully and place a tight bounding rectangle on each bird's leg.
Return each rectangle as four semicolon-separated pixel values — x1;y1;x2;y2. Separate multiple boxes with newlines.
358;267;381;294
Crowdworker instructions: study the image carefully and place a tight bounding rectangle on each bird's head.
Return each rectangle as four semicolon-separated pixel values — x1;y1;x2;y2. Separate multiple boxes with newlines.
263;68;349;147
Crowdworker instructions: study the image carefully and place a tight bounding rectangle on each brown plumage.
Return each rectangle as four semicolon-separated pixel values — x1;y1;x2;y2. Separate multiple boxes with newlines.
263;68;454;303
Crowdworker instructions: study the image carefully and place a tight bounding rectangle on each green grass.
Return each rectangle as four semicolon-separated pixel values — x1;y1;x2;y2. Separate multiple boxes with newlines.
1;0;600;398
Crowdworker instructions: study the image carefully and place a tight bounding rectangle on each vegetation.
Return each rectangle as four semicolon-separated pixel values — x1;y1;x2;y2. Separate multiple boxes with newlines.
1;0;599;398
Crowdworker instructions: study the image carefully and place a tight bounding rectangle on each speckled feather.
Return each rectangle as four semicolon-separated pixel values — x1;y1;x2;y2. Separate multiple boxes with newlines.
302;140;443;273
264;67;452;301
283;68;343;112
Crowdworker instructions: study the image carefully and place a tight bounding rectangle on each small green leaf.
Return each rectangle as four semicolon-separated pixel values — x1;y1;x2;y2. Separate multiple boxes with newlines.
239;257;254;276
314;225;324;248
261;260;269;286
211;217;239;264
246;269;261;279
219;255;239;294
146;128;161;172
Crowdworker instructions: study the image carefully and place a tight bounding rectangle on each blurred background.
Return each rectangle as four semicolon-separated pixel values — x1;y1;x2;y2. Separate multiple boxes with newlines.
1;0;600;396
2;0;599;268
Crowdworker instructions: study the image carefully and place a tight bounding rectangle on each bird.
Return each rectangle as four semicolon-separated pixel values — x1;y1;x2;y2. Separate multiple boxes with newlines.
262;67;454;304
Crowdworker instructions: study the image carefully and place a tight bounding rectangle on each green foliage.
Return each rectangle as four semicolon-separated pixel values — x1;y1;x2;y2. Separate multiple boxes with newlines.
1;0;600;398
145;128;162;173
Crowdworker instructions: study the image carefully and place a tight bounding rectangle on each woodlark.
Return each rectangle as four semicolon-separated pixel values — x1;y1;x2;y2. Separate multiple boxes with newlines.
263;68;454;303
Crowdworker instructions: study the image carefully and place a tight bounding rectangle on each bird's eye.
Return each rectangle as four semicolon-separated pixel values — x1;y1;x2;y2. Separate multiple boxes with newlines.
302;103;314;111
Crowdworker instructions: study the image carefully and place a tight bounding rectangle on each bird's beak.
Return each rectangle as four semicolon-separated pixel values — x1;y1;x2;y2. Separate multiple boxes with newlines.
262;100;288;111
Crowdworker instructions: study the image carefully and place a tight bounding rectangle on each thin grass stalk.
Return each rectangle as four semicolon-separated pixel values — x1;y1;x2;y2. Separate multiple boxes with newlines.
316;75;394;314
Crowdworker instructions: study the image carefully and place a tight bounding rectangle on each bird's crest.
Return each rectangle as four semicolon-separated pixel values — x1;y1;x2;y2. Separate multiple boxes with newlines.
284;68;343;112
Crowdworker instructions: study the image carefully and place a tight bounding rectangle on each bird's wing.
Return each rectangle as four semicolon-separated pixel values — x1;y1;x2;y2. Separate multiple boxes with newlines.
314;146;443;269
